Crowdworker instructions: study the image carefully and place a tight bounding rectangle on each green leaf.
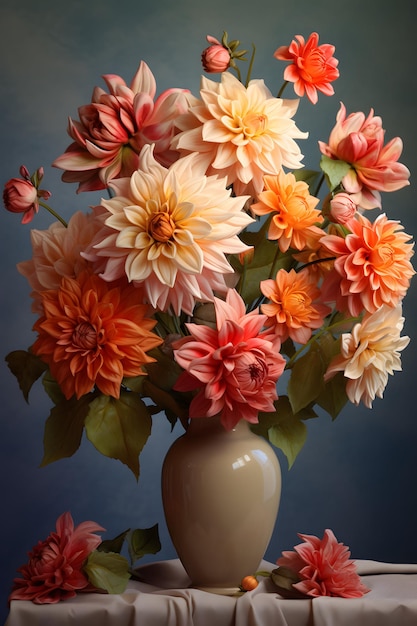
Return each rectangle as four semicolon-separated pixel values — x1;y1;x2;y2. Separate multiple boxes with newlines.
320;155;351;191
42;370;66;405
84;391;152;479
84;551;130;594
128;524;161;566
98;529;130;554
252;397;315;468
142;379;189;424
41;395;92;466
270;567;307;599
5;350;47;402
287;344;326;414
293;168;322;191
317;372;348;420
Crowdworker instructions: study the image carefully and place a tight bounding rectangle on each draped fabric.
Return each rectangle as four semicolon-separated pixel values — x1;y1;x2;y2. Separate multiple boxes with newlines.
6;559;417;626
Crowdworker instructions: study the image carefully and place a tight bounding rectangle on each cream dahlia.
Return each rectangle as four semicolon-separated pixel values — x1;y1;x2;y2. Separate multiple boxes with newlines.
17;211;102;313
172;72;307;196
84;145;253;314
324;304;410;408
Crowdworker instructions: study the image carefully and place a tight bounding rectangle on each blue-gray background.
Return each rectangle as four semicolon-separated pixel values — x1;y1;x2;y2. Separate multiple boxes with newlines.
0;0;416;621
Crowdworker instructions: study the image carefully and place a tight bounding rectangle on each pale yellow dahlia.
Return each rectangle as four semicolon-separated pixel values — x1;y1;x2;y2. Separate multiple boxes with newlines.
84;145;253;314
172;72;307;196
324;304;410;408
18;211;102;313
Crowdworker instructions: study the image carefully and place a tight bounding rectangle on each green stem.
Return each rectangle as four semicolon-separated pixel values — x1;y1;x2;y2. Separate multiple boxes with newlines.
285;314;361;370
39;200;68;227
277;80;289;98
313;172;326;198
245;44;256;87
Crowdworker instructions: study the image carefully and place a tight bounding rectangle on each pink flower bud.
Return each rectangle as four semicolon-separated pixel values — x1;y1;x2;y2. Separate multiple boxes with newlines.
3;165;50;224
201;36;230;73
329;192;357;224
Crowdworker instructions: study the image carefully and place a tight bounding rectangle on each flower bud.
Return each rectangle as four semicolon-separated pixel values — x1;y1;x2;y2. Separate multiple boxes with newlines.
201;36;231;73
329;192;357;224
3;166;51;224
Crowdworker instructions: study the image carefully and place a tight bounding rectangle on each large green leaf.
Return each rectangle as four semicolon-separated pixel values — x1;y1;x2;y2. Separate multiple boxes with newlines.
317;371;348;420
84;551;130;594
287;344;326;414
5;349;47;402
320;155;351;191
84;391;152;479
253;397;315;468
98;529;130;555
128;524;161;566
41;395;92;466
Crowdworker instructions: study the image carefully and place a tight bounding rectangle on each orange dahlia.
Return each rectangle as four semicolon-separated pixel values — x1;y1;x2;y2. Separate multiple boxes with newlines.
32;271;162;399
251;170;323;252
320;213;415;316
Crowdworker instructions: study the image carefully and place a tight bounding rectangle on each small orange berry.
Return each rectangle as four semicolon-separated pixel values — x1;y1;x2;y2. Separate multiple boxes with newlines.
241;575;259;591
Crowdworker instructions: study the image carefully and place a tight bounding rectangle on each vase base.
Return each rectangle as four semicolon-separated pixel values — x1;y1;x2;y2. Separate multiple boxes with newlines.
192;585;243;596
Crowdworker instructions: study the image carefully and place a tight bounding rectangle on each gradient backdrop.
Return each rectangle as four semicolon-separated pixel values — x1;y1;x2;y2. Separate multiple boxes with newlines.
1;0;416;621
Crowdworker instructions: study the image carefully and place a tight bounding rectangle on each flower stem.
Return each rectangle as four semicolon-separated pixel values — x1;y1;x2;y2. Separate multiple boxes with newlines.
285;314;361;369
277;81;289;98
245;44;256;87
39;201;68;227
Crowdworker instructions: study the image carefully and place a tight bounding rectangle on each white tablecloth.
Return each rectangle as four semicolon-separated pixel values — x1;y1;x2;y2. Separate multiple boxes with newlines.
5;558;417;626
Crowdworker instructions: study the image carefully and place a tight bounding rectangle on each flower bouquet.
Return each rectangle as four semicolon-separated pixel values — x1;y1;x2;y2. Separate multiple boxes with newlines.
3;31;414;479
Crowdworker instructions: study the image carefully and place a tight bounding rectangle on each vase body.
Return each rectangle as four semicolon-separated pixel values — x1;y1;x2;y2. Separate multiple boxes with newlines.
161;415;281;592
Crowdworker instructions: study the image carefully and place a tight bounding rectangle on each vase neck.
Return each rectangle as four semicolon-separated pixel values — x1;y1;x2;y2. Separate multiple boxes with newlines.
186;414;250;437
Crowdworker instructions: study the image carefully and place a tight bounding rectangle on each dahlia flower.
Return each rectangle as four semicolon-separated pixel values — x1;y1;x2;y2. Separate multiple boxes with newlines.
320;212;415;316
319;103;410;209
84;145;253;315
324;304;410;408
53;61;190;192
277;529;369;598
260;268;331;344
173;289;286;430
274;32;339;105
9;512;104;604
18;211;102;313
32;271;162;400
172;71;307;196
251;170;323;252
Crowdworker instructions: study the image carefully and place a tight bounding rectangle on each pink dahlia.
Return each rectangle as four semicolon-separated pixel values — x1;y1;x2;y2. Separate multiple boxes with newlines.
173;289;286;430
9;512;104;604
277;529;369;598
319;103;410;209
53;61;190;192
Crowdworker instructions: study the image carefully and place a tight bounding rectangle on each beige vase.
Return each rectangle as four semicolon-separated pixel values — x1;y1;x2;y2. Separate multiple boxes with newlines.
161;414;281;594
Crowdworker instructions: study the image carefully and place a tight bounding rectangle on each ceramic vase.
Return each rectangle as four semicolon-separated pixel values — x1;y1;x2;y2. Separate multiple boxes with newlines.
161;414;281;594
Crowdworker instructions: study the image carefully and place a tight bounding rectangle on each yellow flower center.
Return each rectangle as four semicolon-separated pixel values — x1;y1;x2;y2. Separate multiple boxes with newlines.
149;211;175;243
242;112;268;138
